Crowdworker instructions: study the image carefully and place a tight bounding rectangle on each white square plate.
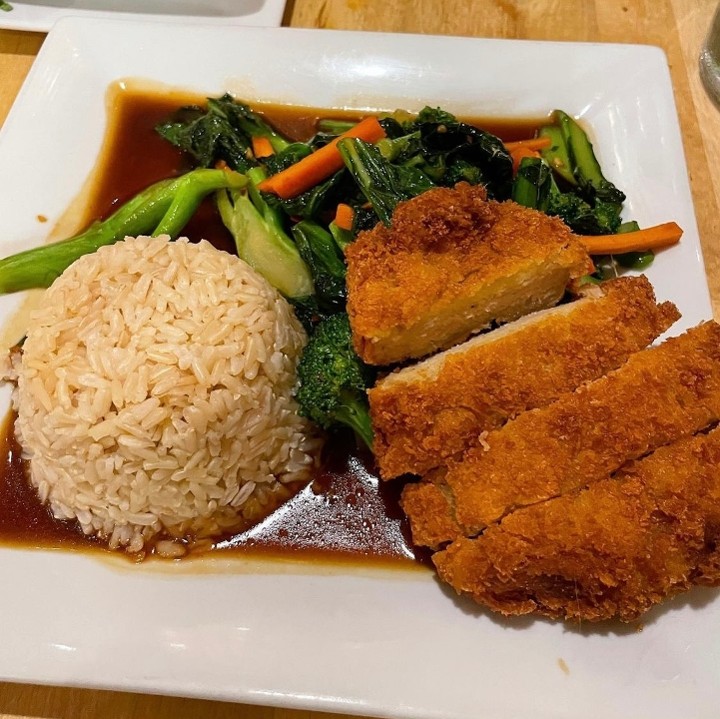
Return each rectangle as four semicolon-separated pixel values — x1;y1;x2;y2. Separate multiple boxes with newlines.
0;0;285;31
0;17;715;719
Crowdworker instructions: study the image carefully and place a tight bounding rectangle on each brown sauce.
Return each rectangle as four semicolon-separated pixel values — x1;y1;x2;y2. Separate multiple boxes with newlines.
0;410;415;565
0;412;105;551
0;83;543;565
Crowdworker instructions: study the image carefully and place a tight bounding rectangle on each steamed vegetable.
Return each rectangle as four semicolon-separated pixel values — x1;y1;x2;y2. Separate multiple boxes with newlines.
554;110;626;213
334;203;355;231
296;313;374;449
578;222;683;255
216;167;313;299
156;94;290;172
258;117;387;199
0;168;244;294
252;136;274;158
511;156;552;210
504;137;552;152
506;136;551;174
377;107;514;200
291;220;347;313
538;125;575;185
337;137;434;225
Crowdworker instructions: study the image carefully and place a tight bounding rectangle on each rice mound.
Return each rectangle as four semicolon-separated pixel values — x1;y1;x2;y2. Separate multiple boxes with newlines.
8;235;317;555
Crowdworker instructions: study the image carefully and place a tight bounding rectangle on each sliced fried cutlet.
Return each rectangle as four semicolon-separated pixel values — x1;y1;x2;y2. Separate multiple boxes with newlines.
433;425;720;622
402;321;720;549
345;183;593;365
370;275;679;479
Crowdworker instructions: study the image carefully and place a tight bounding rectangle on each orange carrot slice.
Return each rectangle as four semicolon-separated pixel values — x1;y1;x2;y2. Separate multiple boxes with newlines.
252;136;274;158
334;203;355;231
511;146;541;174
504;136;552;152
578;222;683;255
259;117;386;199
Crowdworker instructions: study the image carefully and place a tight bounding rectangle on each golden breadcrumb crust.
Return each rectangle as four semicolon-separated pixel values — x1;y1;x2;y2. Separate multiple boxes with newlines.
346;183;593;365
403;321;720;548
433;426;720;622
400;481;462;552
370;275;679;479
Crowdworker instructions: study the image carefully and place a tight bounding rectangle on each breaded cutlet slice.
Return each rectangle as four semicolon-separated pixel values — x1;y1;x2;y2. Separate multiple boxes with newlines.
345;183;593;365
433;425;720;622
402;321;720;549
370;275;679;479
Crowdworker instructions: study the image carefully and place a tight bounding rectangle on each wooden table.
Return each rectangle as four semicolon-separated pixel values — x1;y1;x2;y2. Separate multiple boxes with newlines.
0;0;719;717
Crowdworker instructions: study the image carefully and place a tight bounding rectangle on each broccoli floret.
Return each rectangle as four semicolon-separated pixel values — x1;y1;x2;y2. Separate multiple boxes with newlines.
546;189;620;235
591;200;623;234
296;314;374;448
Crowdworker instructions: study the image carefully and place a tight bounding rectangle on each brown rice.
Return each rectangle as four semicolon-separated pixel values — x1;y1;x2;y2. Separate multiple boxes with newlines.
4;235;318;555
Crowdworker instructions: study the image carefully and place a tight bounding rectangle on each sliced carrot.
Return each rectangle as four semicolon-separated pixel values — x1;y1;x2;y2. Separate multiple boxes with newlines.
335;203;355;231
578;222;683;255
259;117;387;199
511;146;541;174
252;136;274;159
504;136;552;152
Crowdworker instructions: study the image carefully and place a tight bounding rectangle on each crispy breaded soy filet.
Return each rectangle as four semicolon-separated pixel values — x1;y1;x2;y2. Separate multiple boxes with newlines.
402;321;720;549
370;276;679;479
345;183;593;365
433;426;720;622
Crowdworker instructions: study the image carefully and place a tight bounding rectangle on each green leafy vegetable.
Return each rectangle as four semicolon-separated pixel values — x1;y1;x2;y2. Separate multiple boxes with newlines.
291;220;347;312
379;107;513;200
0;168;244;294
156;94;291;172
511;157;552;210
329;221;354;253
338;137;434;225
554;110;625;210
216;168;313;299
538;125;575;185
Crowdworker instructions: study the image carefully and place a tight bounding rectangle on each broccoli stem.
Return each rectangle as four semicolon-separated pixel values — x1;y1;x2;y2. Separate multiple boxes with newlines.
0;168;244;294
336;393;374;449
